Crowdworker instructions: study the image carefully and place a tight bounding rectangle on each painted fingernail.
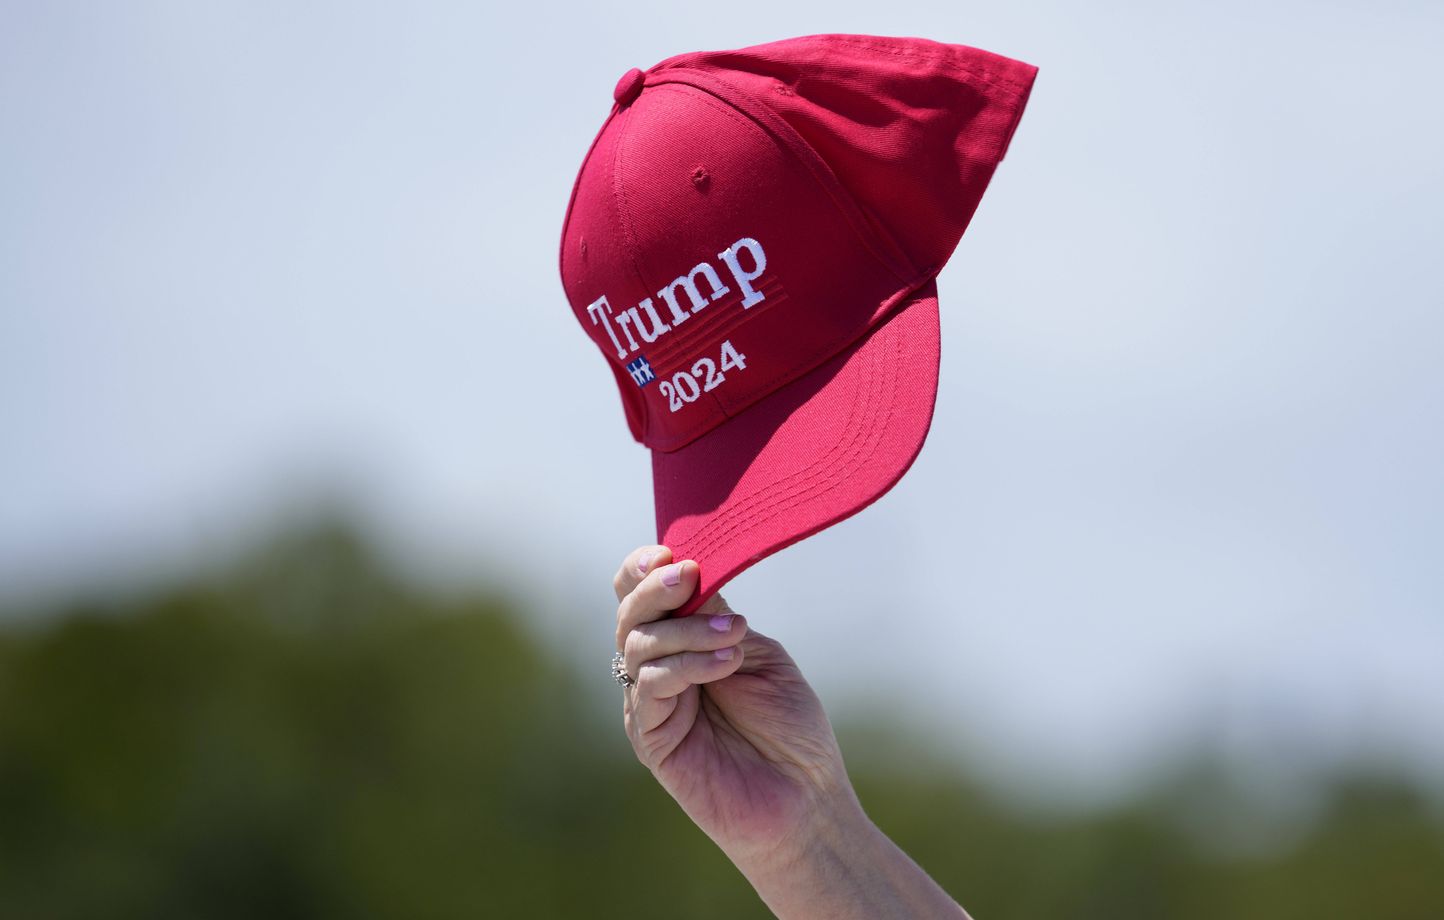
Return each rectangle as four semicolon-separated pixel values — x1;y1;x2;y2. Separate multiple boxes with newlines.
660;563;683;587
709;614;733;633
636;551;655;576
714;647;734;661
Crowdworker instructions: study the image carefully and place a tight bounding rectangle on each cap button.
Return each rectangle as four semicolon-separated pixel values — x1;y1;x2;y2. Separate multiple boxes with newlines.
613;68;645;106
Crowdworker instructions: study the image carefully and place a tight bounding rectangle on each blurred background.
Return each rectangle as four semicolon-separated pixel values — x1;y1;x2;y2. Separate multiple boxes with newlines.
2;1;1441;917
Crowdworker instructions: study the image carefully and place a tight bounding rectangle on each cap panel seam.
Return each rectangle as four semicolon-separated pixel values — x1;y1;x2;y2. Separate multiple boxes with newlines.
558;104;620;296
646;70;921;287
632;80;926;451
616;85;792;374
609;105;664;441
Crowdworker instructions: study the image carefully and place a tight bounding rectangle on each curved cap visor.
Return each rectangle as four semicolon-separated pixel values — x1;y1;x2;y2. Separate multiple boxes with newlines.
654;282;941;615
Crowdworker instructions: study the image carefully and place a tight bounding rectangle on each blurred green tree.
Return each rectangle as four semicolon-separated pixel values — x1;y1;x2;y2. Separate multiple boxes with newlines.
0;521;1438;919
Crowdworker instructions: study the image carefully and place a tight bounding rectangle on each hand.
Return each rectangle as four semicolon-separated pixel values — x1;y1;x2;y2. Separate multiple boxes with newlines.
611;545;860;866
611;545;972;919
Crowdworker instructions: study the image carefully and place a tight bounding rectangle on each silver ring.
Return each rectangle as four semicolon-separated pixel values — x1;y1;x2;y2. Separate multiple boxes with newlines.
611;651;636;689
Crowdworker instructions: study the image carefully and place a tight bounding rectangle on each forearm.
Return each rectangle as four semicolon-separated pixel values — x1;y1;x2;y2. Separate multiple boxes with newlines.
724;795;970;920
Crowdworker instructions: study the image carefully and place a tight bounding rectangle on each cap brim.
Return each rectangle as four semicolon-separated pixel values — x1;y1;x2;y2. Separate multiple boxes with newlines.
652;281;941;615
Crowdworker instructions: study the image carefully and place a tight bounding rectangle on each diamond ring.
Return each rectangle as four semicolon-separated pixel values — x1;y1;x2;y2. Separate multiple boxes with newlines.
611;651;636;689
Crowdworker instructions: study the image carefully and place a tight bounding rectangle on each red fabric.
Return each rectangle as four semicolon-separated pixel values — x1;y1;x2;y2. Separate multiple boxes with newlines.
558;34;1036;613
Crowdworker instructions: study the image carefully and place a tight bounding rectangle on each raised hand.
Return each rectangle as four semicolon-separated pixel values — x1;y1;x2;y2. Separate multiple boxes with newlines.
610;545;972;919
612;545;860;864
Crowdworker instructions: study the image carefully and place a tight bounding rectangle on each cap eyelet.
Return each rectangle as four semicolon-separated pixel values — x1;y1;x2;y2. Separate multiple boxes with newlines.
613;68;645;106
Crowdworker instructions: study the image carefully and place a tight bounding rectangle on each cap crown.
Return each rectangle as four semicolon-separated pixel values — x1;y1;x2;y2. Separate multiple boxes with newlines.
559;35;1035;452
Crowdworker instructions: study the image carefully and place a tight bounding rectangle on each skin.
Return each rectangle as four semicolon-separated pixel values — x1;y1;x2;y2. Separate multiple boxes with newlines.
613;545;971;919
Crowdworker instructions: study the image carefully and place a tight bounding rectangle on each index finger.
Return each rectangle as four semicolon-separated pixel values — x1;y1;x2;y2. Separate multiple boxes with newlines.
613;545;670;602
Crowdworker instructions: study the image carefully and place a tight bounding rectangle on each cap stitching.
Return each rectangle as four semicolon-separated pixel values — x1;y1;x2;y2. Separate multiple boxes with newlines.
706;282;909;417
676;313;895;558
679;341;882;559
650;287;789;379
632;81;922;451
615;86;733;424
646;282;911;451
811;35;1033;101
647;276;785;372
558;104;621;304
678;316;903;560
609;105;667;441
646;283;896;452
647;72;918;285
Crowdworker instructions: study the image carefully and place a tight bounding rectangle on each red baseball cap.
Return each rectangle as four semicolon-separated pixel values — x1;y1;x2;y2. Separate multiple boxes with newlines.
559;34;1036;613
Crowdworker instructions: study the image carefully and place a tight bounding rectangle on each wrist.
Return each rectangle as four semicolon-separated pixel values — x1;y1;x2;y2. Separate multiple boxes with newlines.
726;785;874;878
719;787;967;920
722;789;888;917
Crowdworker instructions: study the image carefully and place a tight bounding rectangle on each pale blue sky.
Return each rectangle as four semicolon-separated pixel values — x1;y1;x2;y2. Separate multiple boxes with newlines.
2;1;1441;803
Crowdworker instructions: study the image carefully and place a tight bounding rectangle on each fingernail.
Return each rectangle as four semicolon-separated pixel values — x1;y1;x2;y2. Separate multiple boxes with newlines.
660;563;683;587
714;647;734;661
636;551;655;577
709;614;733;633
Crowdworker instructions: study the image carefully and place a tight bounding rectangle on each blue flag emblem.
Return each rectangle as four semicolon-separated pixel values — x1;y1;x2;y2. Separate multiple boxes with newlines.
626;355;655;387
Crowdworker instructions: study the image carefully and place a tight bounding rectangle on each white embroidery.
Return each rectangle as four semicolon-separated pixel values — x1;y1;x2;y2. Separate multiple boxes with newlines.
658;262;730;325
656;340;748;412
717;237;767;309
586;296;626;360
586;236;770;360
621;297;672;343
